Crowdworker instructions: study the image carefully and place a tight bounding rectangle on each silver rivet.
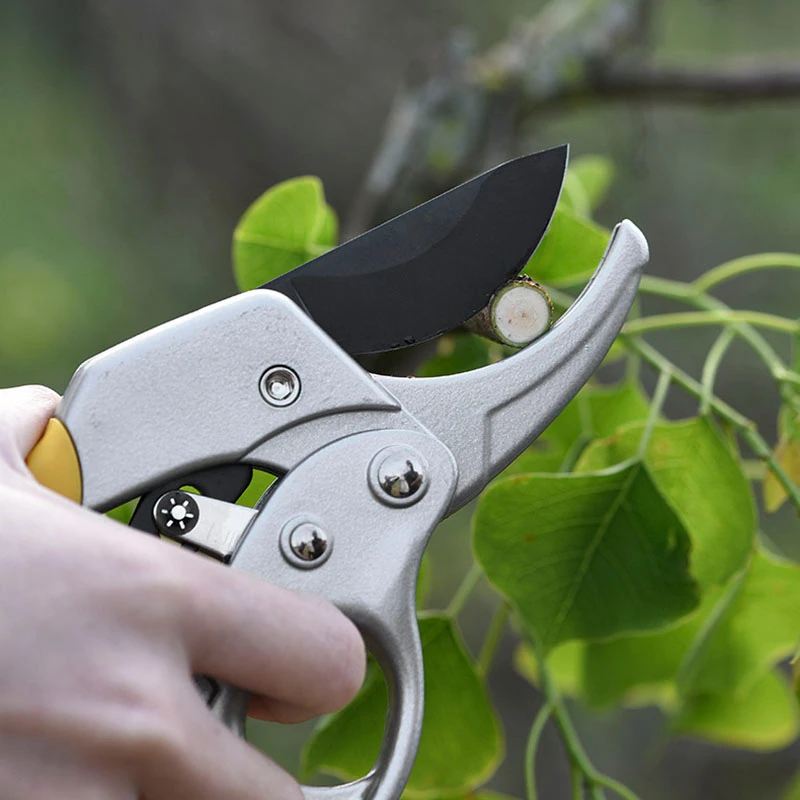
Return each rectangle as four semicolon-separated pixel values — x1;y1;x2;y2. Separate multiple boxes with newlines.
290;523;328;560
260;366;301;407
368;446;429;507
280;517;332;568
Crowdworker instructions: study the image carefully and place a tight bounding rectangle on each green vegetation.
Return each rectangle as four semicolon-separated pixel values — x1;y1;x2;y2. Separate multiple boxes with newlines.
234;163;800;799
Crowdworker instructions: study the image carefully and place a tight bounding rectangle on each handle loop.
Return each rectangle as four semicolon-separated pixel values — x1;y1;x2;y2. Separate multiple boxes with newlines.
215;429;458;800
211;598;423;800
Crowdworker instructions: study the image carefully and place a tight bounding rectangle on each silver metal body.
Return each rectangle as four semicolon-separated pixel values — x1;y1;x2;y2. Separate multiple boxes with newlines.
55;221;649;800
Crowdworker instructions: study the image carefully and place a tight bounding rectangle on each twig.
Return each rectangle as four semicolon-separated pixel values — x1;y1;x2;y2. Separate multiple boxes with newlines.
344;86;424;240
637;368;671;459
525;703;553;800
527;635;642;800
700;329;736;415
446;563;483;617
351;0;800;234
694;252;800;294
622;335;800;511
623;309;799;336
546;63;800;109
478;602;511;678
543;281;800;508
637;276;800;392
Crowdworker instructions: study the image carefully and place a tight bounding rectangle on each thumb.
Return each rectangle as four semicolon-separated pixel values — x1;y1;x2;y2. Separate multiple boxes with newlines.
0;385;61;468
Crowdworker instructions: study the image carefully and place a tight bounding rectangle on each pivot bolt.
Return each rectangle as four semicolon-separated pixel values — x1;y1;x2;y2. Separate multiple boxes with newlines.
153;491;200;535
369;446;429;507
260;366;301;407
280;517;332;569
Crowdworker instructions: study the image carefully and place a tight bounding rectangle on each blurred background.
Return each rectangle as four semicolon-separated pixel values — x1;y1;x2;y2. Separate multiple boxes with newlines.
1;0;798;797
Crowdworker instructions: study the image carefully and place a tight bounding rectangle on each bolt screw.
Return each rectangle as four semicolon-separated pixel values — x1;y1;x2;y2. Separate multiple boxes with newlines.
280;518;332;568
260;366;301;407
289;523;329;561
153;491;200;535
369;446;429;507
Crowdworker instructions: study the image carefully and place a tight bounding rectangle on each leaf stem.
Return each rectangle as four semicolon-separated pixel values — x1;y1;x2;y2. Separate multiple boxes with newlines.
638;276;800;393
624;310;799;336
571;764;585;800
693;253;800;294
638;368;671;460
527;637;594;775
594;773;643;800
446;563;483;617
548;277;800;511
623;335;800;511
525;702;553;800
700;329;736;415
625;297;643;382
527;636;641;800
478;602;510;679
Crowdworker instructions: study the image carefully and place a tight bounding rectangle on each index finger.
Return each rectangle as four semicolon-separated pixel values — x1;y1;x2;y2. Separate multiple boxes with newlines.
172;547;366;720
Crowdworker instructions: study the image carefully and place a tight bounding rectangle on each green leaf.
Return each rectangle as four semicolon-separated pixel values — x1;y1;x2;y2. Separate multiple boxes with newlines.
302;615;503;797
417;333;490;378
673;669;799;752
474;462;699;652
579;590;722;710
514;590;727;712
678;548;800;698
524;208;610;287
514;544;800;734
560;156;615;216
765;349;800;512
578;417;755;589
503;380;650;477
236;469;276;508
513;640;585;698
764;407;800;512
232;176;338;291
105;499;137;525
582;380;651;440
417;553;432;609
571;156;615;211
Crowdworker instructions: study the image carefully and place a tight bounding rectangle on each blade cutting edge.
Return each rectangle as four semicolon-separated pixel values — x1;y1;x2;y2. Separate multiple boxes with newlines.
265;144;568;354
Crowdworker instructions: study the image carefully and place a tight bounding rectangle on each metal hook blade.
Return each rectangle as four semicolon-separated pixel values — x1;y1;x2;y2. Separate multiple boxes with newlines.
377;220;649;513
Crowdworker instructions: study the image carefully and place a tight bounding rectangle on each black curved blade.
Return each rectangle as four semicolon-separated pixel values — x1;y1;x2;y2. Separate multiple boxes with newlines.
264;145;568;354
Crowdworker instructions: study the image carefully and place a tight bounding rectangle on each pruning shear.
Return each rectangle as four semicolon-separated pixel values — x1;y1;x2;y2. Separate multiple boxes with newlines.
26;144;648;800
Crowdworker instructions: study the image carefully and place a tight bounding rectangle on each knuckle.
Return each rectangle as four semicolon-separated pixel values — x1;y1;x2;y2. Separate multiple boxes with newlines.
106;681;190;771
117;549;194;634
147;558;194;617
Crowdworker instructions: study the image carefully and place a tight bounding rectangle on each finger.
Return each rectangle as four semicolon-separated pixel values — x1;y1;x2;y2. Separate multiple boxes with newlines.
174;552;366;718
138;683;301;800
247;694;334;725
0;385;60;467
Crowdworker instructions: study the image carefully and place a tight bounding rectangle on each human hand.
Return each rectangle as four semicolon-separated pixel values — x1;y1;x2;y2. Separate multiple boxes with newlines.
0;385;366;800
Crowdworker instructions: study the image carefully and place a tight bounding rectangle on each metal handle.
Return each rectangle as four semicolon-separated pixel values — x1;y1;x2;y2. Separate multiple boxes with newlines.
378;219;649;512
210;596;424;800
214;429;458;800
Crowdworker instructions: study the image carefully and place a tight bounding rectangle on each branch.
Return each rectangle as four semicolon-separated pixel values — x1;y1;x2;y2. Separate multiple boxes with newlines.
557;63;800;107
348;0;800;235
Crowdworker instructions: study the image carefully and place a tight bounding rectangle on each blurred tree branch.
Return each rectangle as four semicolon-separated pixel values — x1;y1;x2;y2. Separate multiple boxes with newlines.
346;0;800;239
529;63;800;109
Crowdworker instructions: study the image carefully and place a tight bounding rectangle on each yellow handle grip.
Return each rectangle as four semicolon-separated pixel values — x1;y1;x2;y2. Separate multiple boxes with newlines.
26;419;83;503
